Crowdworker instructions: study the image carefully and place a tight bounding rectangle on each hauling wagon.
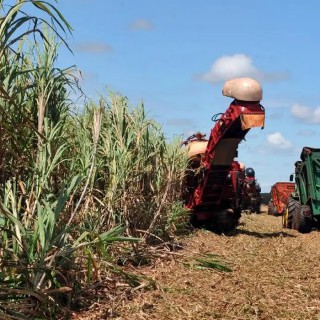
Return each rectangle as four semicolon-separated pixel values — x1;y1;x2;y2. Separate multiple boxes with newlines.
268;182;295;216
183;77;265;232
283;147;320;233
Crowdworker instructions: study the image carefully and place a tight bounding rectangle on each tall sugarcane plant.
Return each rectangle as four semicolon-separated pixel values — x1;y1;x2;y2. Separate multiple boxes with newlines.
72;95;189;240
0;0;72;185
0;1;139;318
0;0;190;318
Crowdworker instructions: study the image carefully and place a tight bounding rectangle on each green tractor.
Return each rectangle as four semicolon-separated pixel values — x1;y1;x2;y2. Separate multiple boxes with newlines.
282;147;320;233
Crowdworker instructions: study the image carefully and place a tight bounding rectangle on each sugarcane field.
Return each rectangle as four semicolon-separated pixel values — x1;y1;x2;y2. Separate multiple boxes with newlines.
74;205;320;320
1;1;320;320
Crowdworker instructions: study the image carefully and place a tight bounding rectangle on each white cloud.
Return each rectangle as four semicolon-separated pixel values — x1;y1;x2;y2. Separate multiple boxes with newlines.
291;103;320;124
267;132;293;150
201;54;288;84
202;54;257;82
129;19;154;30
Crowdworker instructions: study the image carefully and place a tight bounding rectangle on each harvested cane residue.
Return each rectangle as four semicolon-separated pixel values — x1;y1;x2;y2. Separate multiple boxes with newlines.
73;205;320;320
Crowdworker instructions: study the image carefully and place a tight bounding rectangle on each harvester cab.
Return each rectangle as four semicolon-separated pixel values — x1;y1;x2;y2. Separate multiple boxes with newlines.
283;147;320;233
183;77;265;233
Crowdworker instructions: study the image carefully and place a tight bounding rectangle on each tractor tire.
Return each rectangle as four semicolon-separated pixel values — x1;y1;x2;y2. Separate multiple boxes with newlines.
283;197;298;229
268;200;278;216
292;205;312;233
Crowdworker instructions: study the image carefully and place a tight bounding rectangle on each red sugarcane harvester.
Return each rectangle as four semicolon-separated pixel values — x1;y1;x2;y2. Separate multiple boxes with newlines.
182;78;265;233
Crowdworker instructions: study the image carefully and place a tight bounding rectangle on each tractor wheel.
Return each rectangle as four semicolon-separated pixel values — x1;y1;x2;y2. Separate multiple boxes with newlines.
283;197;298;229
292;205;312;233
315;217;320;230
268;200;278;216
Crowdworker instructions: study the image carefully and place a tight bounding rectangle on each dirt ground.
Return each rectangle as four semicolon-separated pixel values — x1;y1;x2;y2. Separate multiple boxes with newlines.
73;205;320;320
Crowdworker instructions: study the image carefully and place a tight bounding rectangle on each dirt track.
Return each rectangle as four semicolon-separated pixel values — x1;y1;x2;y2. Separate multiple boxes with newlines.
76;206;320;320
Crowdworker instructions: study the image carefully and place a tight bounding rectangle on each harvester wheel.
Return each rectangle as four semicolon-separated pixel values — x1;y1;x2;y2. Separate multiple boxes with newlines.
292;205;312;233
268;200;278;216
255;195;262;214
213;209;240;234
254;202;261;214
283;197;298;229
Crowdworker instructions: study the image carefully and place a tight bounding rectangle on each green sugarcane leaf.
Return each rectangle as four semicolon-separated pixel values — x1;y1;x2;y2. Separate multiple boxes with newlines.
37;202;45;250
32;1;73;33
54;175;82;218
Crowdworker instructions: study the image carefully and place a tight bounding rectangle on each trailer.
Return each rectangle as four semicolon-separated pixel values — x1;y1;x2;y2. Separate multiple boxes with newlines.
268;182;295;216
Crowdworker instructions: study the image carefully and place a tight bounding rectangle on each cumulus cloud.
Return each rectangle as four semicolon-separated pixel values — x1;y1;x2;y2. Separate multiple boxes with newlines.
201;54;288;84
128;19;154;30
267;132;293;150
291;103;320;124
75;42;112;53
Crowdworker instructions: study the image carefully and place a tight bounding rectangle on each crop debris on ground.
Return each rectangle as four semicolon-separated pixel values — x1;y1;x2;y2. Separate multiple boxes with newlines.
72;205;320;320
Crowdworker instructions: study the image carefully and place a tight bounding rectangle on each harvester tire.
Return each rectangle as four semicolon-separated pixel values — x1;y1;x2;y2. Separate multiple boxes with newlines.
284;197;298;229
213;209;240;234
254;202;261;214
292;205;312;233
268;200;277;216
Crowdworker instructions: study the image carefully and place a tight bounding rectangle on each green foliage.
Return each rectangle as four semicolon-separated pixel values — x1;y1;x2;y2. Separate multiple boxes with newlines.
166;201;191;235
0;0;190;318
184;253;233;272
0;0;72;55
67;95;189;241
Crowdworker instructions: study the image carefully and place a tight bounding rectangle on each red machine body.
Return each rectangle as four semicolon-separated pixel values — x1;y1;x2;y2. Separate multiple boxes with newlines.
268;182;295;215
184;98;265;232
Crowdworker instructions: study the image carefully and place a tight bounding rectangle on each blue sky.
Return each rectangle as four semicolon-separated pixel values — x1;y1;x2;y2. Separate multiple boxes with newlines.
52;0;320;192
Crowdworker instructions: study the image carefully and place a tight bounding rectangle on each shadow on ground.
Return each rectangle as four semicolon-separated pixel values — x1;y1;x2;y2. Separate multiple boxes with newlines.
198;225;297;238
229;228;296;238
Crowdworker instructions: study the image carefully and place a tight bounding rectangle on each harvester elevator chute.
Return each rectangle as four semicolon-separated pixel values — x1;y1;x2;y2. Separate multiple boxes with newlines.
183;77;265;233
